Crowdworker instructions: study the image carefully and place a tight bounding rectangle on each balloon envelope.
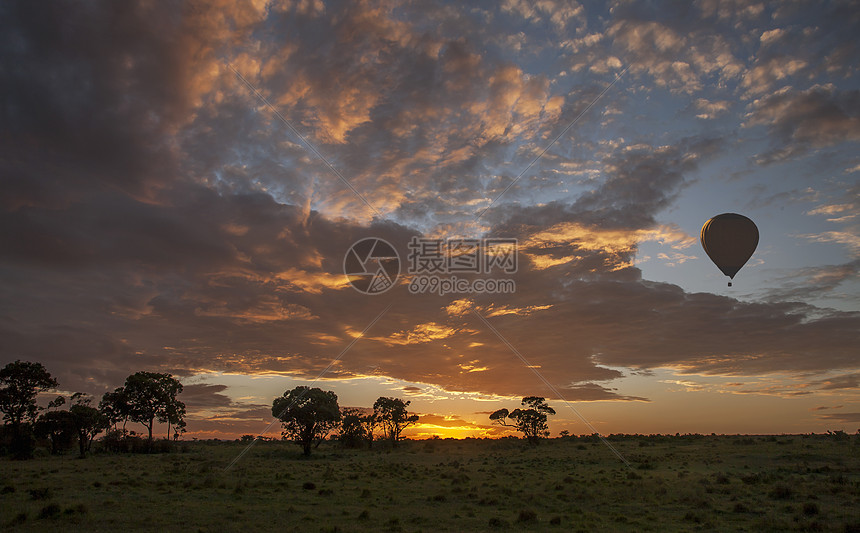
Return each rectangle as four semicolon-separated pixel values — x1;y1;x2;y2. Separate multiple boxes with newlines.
700;213;759;279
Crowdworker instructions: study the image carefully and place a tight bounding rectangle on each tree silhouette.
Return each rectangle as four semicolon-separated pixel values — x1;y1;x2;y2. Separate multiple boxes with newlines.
0;360;58;429
34;409;75;455
35;393;107;457
339;407;377;448
272;386;340;456
120;371;185;448
0;360;58;458
489;396;556;444
373;397;418;447
162;394;186;441
68;393;108;457
99;388;130;432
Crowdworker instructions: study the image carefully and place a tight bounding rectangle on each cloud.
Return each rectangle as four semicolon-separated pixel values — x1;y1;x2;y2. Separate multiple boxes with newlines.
815;412;860;424
745;85;860;164
181;384;234;409
501;0;585;31
657;252;697;267
809;405;843;411
606;7;745;94
693;98;732;120
487;136;725;232
812;372;860;391
741;2;860;95
760;260;860;303
798;233;860;257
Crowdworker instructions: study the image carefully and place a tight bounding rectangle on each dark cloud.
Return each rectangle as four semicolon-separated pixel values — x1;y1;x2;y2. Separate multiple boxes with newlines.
812;373;860;391
743;1;860;95
760;260;860;303
746;85;860;164
181;384;233;409
815;412;860;424
485;135;725;237
810;405;843;411
0;0;250;204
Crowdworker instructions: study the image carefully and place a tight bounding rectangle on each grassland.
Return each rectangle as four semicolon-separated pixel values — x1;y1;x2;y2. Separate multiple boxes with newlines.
1;434;858;532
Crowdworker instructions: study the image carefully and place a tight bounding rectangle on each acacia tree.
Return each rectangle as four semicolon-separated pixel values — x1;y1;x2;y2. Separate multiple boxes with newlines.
373;397;418;447
0;361;58;429
34;409;76;455
68;393;108;457
35;393;108;457
489;396;556;444
161;394;186;441
272;386;340;456
99;388;130;432
360;410;379;449
172;419;187;441
0;360;58;458
120;372;185;448
339;408;377;448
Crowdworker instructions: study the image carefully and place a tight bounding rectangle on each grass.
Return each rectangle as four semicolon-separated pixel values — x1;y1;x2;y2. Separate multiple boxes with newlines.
0;434;858;532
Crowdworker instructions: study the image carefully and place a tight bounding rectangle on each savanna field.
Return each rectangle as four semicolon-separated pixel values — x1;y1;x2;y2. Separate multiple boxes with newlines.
2;434;858;532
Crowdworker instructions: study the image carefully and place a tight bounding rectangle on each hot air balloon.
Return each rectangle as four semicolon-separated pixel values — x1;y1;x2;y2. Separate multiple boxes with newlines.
700;213;759;287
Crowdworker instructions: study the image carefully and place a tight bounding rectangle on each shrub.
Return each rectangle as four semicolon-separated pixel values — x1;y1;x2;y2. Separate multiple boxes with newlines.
29;488;52;501
802;502;820;516
37;503;61;519
769;484;794;500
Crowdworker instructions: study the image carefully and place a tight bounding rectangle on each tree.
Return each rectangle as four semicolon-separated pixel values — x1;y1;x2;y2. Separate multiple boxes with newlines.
68;393;108;457
0;360;58;458
161;394;186;441
34;393;108;457
272;386;340;456
373;397;418;447
489;397;556;444
99;387;130;432
0;360;59;428
339;407;377;449
47;396;66;411
34;409;76;455
172;419;187;442
121;372;185;448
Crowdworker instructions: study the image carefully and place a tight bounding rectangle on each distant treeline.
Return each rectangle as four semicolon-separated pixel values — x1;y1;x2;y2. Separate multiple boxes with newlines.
0;360;186;459
0;360;427;459
5;360;853;461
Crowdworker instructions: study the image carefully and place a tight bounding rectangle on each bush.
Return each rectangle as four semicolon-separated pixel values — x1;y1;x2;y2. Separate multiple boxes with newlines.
803;502;820;516
488;517;508;528
29;487;52;501
10;431;36;460
37;503;61;519
769;484;794;500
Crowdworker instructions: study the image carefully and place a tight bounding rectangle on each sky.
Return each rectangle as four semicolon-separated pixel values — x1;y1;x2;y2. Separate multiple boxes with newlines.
1;0;858;442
